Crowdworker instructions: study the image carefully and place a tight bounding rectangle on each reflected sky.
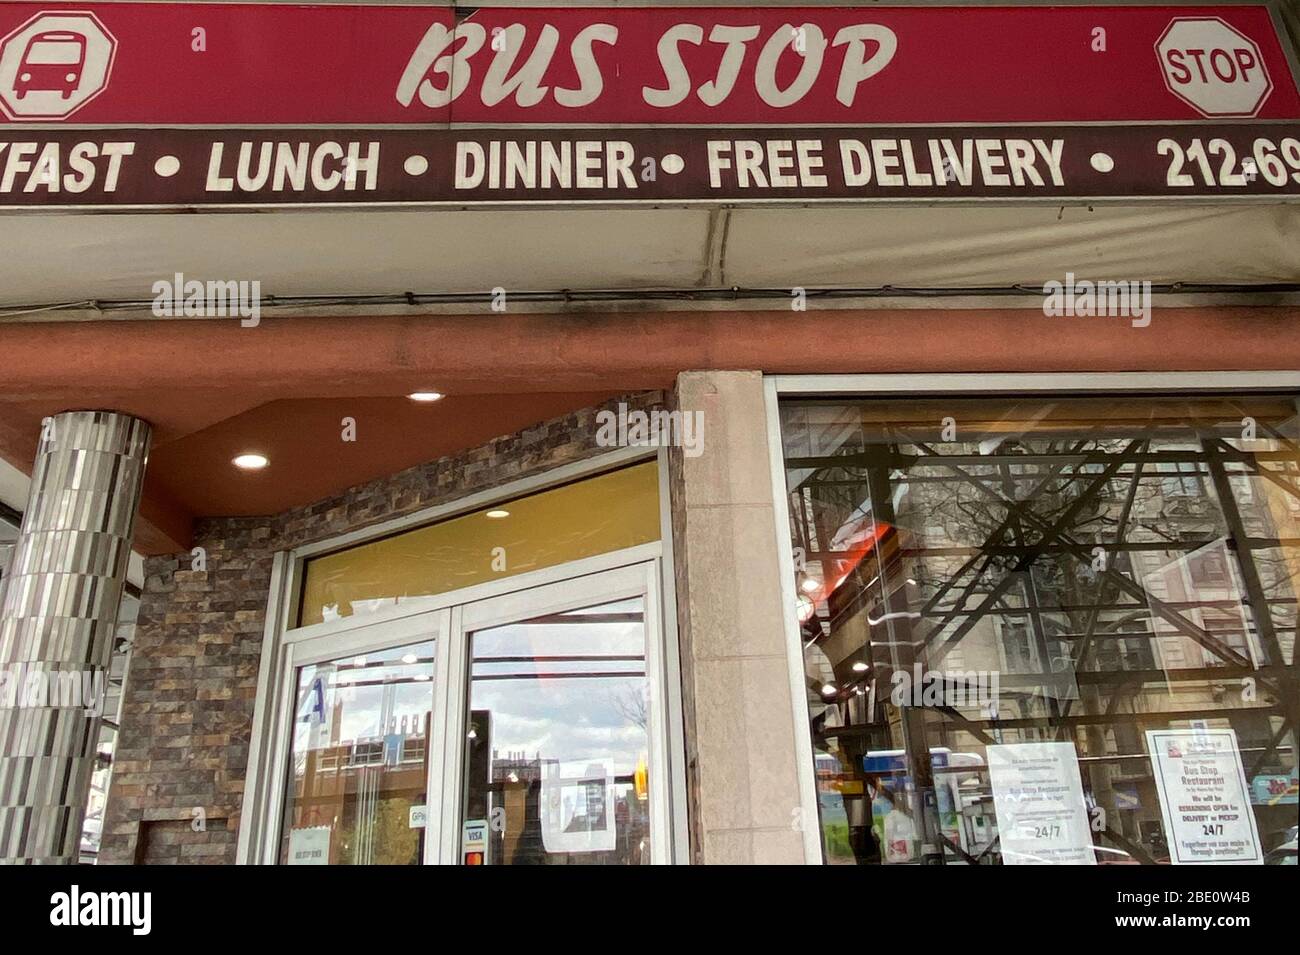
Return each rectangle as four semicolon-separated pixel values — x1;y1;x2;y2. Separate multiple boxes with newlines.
469;598;648;773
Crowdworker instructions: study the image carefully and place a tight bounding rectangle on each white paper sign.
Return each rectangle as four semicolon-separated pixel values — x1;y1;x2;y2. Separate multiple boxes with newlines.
987;741;1096;865
1146;728;1263;864
287;826;331;865
540;759;616;854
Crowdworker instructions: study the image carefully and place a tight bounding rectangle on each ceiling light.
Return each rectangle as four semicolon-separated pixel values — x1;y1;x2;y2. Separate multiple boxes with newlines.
800;578;820;594
821;683;837;696
401;653;417;665
485;509;510;519
407;391;444;402
852;661;869;672
232;452;269;471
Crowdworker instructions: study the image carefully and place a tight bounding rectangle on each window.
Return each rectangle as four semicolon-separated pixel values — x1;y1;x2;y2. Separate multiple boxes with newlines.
280;641;436;865
298;462;660;627
780;394;1300;866
1158;461;1204;498
460;597;652;865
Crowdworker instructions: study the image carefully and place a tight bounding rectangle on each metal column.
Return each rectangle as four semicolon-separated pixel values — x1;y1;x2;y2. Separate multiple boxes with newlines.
0;411;150;864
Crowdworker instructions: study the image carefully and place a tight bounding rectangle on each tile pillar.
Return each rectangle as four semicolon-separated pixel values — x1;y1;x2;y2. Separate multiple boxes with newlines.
0;411;150;863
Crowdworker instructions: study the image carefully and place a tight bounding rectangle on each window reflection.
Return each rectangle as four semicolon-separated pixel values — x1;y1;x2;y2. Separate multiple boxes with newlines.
281;641;435;864
782;396;1300;865
461;598;651;864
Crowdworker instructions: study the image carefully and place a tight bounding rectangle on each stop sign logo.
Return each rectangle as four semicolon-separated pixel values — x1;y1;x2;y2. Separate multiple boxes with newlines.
1156;17;1273;117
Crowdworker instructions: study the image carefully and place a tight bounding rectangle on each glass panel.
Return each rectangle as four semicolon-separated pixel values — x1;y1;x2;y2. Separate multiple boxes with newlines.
780;395;1300;866
281;640;435;864
298;462;660;627
461;597;651;864
81;590;138;862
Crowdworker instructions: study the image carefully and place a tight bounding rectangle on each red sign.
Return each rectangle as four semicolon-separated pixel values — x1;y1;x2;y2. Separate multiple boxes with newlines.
1156;17;1276;117
0;3;1297;126
1;4;1298;208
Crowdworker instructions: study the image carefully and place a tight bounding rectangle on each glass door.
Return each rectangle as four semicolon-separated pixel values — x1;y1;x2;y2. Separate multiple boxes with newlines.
437;561;672;864
256;554;677;865
270;609;451;865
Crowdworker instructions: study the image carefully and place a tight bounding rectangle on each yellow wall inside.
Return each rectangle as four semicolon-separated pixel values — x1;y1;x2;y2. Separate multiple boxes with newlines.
299;462;660;626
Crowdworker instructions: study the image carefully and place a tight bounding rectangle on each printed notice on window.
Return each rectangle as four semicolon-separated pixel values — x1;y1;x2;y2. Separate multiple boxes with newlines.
988;742;1096;865
1146;728;1263;864
540;759;616;854
287;826;331;865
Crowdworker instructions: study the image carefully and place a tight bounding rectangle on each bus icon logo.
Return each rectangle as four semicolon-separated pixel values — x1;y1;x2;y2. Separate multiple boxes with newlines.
17;31;88;100
0;12;116;120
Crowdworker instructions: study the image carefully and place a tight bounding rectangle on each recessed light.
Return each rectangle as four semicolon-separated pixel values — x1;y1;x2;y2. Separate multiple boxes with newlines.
232;452;269;471
407;391;444;402
852;661;870;672
485;509;510;519
821;683;837;696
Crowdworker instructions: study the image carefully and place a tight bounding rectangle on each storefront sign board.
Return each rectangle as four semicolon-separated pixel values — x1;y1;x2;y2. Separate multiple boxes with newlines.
1;4;1298;208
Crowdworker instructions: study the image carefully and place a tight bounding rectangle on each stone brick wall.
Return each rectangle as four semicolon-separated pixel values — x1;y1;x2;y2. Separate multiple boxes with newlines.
101;391;663;864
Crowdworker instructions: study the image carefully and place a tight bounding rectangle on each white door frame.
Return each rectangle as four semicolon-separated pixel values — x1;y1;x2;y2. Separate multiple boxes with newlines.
436;560;672;865
265;607;450;866
239;545;681;864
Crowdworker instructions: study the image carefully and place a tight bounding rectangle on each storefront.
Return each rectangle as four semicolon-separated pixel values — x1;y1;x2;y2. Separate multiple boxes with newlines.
0;1;1297;867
